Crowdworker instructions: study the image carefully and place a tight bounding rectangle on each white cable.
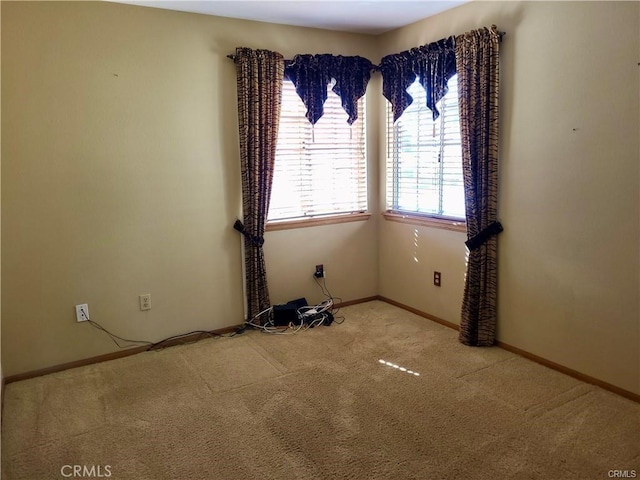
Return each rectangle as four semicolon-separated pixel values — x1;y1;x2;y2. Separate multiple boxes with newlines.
245;305;308;335
297;299;333;318
244;306;274;329
246;296;334;335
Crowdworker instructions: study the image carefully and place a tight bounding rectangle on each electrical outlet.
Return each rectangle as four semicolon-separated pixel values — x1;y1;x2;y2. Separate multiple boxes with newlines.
75;304;89;322
433;271;441;287
314;264;324;278
139;294;151;311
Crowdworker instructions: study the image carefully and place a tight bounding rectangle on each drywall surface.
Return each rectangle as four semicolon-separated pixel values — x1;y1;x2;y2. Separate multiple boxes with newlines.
378;1;640;394
1;1;379;376
265;218;378;307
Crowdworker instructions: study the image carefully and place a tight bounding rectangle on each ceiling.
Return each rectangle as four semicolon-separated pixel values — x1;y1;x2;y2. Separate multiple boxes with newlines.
110;0;470;35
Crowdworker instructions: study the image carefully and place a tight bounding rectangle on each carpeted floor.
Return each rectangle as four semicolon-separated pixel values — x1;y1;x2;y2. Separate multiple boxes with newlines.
3;300;639;479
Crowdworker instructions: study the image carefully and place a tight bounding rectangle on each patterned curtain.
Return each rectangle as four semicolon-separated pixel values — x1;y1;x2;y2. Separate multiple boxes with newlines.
284;54;374;125
379;51;416;122
331;55;375;125
379;37;457;122
456;26;503;346
415;37;457;120
233;47;284;321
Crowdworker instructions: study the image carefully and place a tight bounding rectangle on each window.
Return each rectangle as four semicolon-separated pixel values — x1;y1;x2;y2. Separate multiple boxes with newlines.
268;80;367;222
386;76;465;221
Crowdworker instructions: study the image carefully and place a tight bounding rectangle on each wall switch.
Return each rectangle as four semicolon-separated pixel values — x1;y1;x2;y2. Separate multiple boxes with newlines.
139;294;151;311
75;304;89;322
433;271;441;287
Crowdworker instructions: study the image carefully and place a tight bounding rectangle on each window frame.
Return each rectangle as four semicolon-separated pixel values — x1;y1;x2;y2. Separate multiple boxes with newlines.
384;76;466;232
267;79;369;230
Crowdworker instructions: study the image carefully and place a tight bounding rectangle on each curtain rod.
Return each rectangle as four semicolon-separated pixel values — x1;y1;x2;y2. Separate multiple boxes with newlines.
226;29;505;62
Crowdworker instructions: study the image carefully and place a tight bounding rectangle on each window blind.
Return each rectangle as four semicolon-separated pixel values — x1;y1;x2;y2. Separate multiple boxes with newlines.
386;76;465;220
268;80;367;221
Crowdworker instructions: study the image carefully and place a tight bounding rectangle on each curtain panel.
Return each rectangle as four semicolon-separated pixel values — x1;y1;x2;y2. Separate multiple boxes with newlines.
233;47;285;322
456;26;502;346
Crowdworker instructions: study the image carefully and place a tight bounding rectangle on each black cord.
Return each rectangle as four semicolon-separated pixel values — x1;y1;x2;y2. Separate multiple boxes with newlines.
79;307;152;349
146;330;223;351
314;276;345;324
81;307;230;350
86;319;153;349
314;276;331;298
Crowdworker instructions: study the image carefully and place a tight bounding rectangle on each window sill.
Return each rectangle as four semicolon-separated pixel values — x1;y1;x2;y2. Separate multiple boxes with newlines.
266;212;371;232
382;211;466;233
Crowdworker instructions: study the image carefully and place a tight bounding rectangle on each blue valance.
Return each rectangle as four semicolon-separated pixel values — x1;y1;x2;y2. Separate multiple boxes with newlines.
284;54;375;125
232;34;464;125
380;36;457;122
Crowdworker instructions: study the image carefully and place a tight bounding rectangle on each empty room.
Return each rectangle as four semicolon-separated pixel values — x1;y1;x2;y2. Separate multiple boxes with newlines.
1;1;639;479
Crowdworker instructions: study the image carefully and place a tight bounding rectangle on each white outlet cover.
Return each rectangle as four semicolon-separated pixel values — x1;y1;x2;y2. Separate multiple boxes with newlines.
139;294;151;311
75;304;89;322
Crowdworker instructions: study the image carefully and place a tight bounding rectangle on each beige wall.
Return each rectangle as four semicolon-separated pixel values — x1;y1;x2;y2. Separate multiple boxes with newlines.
2;1;639;396
379;1;640;395
1;1;379;376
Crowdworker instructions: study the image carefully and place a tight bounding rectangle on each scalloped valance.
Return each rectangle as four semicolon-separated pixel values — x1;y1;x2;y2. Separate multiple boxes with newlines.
380;36;457;122
228;26;503;125
284;54;375;125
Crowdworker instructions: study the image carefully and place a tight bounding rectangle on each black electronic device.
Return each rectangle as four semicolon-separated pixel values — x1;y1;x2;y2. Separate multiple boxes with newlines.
272;304;297;326
287;297;308;310
324;312;334;326
272;297;308;326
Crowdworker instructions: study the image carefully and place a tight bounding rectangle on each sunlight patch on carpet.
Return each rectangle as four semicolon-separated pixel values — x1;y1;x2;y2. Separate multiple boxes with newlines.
378;359;420;376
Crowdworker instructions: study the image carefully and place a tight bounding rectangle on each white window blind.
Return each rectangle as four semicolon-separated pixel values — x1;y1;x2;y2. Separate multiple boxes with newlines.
386;75;465;220
268;80;367;222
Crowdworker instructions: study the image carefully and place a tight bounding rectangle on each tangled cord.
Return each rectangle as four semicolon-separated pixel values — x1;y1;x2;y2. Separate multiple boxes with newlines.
245;276;343;334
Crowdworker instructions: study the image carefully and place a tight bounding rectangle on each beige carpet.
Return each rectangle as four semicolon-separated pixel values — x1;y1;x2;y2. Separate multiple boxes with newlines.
3;300;639;479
